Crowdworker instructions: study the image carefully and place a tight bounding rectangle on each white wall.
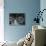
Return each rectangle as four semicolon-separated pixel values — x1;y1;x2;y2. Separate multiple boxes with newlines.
0;0;4;42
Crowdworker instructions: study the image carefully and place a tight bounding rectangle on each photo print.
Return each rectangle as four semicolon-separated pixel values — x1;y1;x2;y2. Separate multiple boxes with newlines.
9;13;25;26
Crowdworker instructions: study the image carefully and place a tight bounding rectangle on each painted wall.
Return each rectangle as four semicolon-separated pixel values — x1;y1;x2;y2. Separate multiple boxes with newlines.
40;0;46;26
4;0;40;42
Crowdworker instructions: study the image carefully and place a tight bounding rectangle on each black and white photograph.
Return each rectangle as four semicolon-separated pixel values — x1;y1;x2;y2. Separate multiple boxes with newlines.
9;13;25;26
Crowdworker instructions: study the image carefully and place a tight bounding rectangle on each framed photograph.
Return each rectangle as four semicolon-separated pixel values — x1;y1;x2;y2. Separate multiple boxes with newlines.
9;13;25;26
